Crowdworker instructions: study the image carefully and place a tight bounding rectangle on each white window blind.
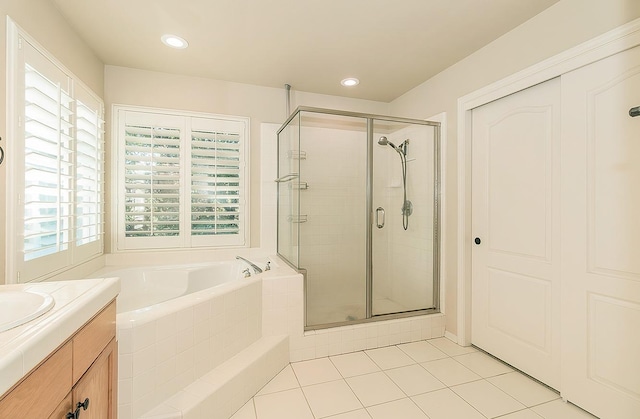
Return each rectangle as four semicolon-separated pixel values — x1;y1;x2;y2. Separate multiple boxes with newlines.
124;123;181;239
74;85;104;260
190;128;241;236
116;109;248;250
23;63;73;262
8;28;106;283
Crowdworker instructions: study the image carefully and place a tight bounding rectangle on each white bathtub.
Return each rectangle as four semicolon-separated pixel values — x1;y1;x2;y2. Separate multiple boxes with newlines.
92;258;271;418
111;260;248;314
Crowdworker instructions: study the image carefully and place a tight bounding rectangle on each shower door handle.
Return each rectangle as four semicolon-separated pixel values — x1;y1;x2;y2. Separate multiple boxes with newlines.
375;207;385;228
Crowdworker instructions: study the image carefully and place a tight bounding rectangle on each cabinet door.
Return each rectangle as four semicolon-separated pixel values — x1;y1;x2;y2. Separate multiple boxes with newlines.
471;78;562;388
0;342;72;418
72;338;117;419
561;45;640;419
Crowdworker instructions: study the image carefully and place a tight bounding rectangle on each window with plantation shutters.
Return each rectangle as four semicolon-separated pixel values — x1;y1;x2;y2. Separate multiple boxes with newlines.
7;22;105;283
115;108;249;250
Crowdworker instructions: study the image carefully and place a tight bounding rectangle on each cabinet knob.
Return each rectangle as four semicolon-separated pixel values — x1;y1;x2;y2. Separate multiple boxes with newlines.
474;237;482;245
78;398;90;411
66;398;90;419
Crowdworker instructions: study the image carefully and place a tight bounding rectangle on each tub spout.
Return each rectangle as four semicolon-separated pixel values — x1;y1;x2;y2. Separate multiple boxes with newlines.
236;256;263;274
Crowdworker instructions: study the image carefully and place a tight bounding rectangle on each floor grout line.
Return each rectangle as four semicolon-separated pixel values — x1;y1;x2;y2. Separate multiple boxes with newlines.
242;339;589;419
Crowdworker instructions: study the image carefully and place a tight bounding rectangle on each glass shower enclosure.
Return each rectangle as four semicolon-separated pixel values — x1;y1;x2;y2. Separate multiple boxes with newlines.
277;107;440;329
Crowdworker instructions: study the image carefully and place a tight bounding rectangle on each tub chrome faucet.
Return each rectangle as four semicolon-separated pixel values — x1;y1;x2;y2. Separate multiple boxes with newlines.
236;256;263;274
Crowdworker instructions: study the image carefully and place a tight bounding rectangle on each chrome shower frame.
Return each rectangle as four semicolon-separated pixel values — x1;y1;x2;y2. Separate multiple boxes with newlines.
276;106;441;330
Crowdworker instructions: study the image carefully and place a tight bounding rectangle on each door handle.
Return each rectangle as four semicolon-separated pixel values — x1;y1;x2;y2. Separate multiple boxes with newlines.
376;207;385;229
630;106;640;117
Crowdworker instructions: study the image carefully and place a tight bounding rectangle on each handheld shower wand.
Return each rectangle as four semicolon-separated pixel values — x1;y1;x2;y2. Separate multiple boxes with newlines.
378;136;412;230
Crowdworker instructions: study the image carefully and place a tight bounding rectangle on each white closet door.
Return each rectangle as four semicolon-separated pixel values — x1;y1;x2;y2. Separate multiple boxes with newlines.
561;45;640;419
471;78;561;388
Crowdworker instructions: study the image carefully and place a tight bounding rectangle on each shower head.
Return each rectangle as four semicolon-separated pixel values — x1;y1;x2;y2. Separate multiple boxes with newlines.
378;136;399;151
378;135;409;156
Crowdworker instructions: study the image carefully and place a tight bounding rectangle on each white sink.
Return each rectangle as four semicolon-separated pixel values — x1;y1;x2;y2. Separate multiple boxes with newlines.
0;290;55;333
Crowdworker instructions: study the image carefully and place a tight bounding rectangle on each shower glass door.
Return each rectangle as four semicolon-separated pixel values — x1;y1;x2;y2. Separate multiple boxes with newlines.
294;111;368;327
371;119;439;316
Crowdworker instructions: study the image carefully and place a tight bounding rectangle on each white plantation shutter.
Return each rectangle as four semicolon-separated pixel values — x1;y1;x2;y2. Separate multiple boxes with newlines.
74;85;104;260
10;32;105;283
190;117;245;246
23;63;74;261
116;109;248;250
124;126;182;236
21;48;74;280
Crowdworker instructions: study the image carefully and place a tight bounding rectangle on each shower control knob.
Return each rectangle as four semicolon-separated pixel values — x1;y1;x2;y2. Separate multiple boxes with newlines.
474;237;481;245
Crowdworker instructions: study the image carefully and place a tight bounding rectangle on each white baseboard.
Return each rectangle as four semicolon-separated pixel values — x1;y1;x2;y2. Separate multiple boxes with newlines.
444;330;458;344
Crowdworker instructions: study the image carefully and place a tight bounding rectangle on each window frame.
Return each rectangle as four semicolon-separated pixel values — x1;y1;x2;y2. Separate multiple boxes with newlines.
112;105;250;252
6;19;105;283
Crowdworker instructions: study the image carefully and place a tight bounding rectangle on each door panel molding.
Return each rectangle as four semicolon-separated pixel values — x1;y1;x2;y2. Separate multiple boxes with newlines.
587;293;640;400
486;268;552;352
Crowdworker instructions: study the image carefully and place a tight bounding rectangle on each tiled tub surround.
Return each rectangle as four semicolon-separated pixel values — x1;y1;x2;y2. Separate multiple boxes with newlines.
0;277;120;397
112;261;292;419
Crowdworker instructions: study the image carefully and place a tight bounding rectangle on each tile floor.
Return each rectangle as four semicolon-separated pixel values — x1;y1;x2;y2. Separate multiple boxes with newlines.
230;337;597;419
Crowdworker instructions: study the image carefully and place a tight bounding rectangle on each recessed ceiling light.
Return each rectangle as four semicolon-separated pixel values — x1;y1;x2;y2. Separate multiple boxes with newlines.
161;34;189;49
341;78;359;87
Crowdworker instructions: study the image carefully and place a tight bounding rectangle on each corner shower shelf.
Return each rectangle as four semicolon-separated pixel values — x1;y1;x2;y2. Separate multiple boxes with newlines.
290;181;309;190
287;150;307;160
274;173;298;183
288;214;308;224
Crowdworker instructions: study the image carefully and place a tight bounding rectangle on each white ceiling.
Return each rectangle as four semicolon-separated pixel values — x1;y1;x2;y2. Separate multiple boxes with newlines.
52;0;560;102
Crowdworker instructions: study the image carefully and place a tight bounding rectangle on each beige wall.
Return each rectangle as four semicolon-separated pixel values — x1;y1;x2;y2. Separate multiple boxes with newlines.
0;0;104;284
390;0;640;336
103;66;389;252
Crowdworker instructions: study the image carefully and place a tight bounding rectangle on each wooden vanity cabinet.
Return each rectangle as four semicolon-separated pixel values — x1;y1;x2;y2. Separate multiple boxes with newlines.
70;337;117;419
0;300;117;419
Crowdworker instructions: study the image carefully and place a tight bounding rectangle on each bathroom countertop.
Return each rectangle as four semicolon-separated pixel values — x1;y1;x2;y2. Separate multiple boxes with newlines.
0;277;120;397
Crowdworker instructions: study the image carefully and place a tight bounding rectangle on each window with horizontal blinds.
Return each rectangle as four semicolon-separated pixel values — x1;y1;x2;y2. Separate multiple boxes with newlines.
23;63;73;262
191;129;241;236
124;124;181;238
74;85;104;260
116;108;249;250
7;26;106;283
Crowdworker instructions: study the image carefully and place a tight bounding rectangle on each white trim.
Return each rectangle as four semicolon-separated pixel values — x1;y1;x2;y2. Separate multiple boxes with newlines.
456;17;640;346
426;112;447;317
444;330;458;343
6;18;21;284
